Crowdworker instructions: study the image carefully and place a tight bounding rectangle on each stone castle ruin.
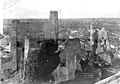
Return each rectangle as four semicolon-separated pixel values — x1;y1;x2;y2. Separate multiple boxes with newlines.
1;11;118;84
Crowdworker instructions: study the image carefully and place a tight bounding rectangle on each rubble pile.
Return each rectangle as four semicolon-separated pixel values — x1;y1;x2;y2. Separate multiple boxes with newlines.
112;58;120;69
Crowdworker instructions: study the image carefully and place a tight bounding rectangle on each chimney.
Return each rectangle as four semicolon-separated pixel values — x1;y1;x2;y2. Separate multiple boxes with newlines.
49;11;59;39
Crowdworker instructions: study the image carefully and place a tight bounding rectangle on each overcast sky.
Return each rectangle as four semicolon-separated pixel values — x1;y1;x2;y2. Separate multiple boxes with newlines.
3;0;120;19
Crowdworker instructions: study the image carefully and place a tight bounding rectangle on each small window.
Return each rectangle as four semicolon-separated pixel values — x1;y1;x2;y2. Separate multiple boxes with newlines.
17;41;22;47
60;59;66;67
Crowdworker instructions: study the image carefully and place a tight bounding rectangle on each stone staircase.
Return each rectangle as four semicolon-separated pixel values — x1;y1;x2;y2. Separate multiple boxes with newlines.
83;73;95;79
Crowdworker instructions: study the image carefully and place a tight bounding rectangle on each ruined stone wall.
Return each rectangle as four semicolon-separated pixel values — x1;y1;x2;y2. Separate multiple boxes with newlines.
2;20;17;71
53;38;86;83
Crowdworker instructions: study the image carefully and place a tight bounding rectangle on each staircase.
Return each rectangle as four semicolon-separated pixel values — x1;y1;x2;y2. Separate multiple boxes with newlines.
83;73;95;79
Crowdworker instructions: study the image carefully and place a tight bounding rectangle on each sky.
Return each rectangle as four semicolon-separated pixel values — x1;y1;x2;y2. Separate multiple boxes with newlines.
3;0;120;19
1;0;120;34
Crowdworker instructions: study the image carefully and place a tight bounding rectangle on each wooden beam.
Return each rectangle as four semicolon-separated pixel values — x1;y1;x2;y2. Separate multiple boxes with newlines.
22;36;29;81
95;72;120;84
24;36;29;60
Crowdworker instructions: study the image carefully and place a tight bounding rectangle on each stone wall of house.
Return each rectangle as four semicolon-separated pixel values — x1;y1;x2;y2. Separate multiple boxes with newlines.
53;38;86;83
2;19;17;71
